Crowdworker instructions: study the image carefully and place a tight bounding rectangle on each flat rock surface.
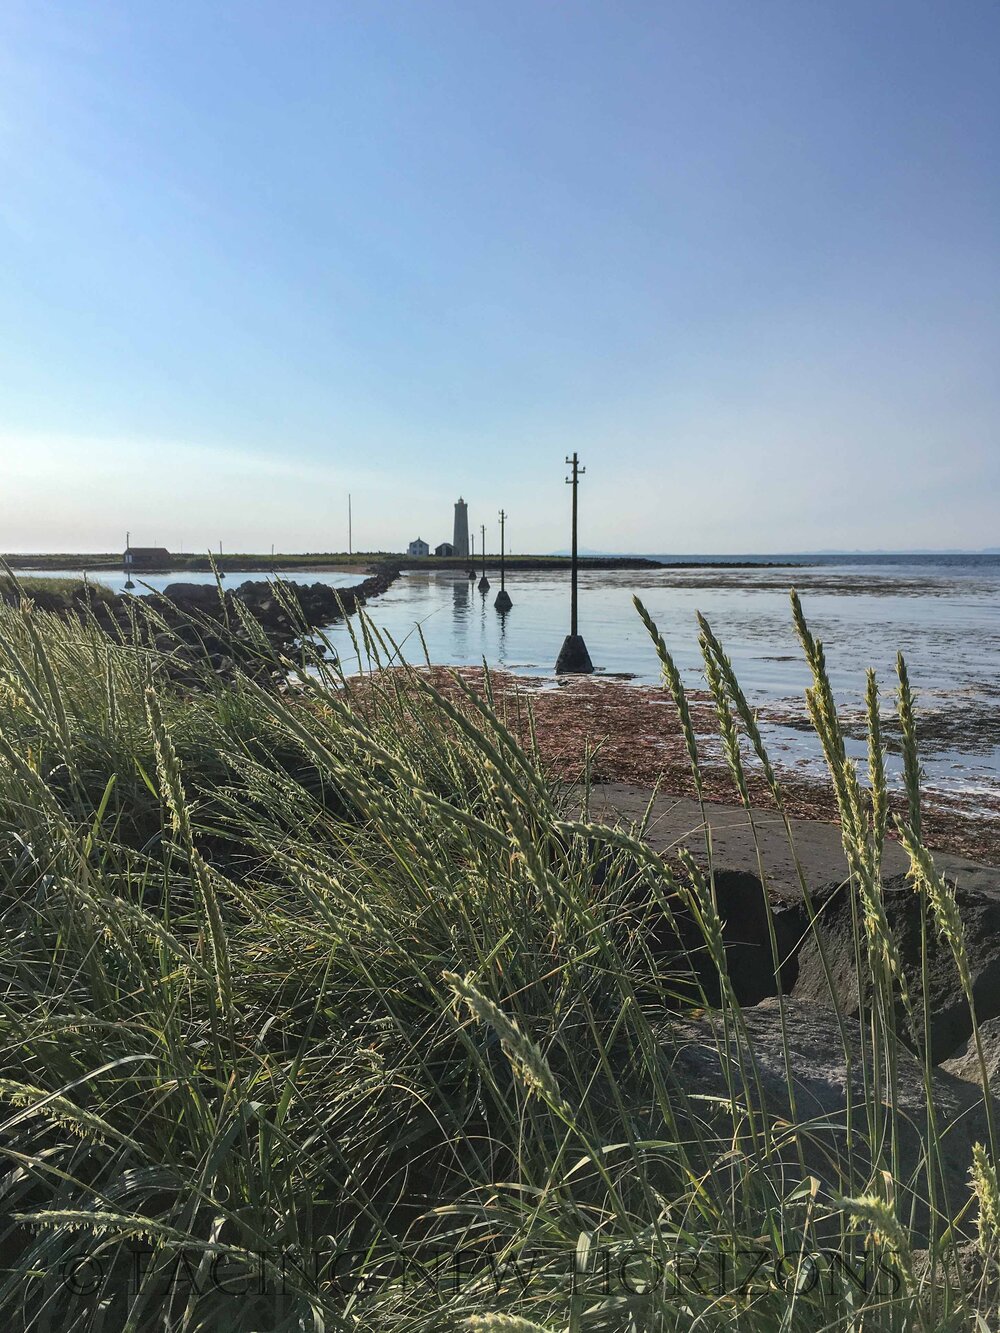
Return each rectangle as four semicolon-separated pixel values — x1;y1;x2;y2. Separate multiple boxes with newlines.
583;782;998;900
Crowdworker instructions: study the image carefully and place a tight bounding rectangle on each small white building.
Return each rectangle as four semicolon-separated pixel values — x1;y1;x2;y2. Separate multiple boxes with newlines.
407;538;429;557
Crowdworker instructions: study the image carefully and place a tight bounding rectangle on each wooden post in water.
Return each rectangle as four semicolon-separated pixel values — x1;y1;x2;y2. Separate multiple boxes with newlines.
494;510;512;611
555;453;593;672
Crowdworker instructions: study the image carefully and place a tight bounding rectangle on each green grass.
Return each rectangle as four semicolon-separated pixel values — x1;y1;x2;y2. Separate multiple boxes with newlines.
3;552;660;573
0;588;994;1330
0;573;116;610
2;552;383;572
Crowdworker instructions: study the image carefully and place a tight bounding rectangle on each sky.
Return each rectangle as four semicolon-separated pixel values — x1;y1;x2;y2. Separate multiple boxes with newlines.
1;1;998;554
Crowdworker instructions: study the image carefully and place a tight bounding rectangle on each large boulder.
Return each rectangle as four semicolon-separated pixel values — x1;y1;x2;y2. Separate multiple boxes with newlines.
624;867;800;1007
790;873;1000;1063
665;997;993;1242
941;1016;1000;1087
162;582;225;611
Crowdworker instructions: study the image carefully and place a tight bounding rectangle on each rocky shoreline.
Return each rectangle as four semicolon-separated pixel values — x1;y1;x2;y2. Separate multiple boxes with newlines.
3;562;402;681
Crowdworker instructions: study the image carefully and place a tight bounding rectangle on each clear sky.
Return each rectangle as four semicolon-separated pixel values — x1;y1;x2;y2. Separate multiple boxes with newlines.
1;1;997;554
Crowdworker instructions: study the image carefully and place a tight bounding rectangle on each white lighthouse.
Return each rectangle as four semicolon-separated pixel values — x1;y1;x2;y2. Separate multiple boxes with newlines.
453;497;470;558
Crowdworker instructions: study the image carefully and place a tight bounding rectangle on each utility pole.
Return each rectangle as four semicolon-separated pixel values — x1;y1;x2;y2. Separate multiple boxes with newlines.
469;532;477;579
555;453;593;672
124;531;134;590
478;522;490;591
218;539;226;579
348;493;352;555
494;510;512;612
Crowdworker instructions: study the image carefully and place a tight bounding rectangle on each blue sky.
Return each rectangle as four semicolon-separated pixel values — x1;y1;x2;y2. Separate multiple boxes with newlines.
1;1;997;553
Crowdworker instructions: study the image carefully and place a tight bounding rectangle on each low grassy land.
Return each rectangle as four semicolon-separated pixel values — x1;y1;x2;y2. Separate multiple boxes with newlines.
2;552;382;573
4;552;665;573
0;573;116;611
0;588;996;1330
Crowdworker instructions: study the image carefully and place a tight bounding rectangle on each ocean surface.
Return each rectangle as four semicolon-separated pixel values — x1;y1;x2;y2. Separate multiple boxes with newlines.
23;556;1000;809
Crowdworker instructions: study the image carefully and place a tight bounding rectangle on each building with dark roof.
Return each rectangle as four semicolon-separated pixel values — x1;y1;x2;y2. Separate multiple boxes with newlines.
124;546;172;570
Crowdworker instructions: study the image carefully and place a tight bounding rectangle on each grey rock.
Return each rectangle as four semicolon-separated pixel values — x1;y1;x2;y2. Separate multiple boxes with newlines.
790;873;1000;1063
941;1016;1000;1087
162;582;224;610
618;865;799;1007
666;997;993;1241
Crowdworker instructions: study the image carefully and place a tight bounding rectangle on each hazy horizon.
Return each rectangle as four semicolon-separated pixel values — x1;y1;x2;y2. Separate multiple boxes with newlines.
2;2;998;553
4;543;1000;560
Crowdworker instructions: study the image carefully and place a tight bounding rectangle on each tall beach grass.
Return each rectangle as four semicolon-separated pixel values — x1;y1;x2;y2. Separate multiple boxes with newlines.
0;583;994;1330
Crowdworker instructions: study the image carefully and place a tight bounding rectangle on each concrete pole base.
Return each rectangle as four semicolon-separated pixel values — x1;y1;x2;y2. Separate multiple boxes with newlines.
467;569;476;580
478;576;491;592
555;633;594;673
494;589;513;612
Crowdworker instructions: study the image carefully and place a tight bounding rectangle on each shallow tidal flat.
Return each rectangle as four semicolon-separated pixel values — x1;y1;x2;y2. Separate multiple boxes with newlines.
329;555;1000;863
345;665;996;864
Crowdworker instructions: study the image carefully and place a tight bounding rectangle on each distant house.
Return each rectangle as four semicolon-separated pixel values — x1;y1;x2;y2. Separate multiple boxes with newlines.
124;546;172;570
434;541;455;557
407;538;429;557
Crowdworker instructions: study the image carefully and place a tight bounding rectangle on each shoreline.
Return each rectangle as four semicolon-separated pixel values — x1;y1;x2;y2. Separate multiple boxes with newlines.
10;569;995;863
350;665;1000;865
2;551;803;573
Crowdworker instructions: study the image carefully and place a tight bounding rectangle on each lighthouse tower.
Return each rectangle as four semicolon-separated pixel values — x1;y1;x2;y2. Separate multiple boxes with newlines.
453;497;470;558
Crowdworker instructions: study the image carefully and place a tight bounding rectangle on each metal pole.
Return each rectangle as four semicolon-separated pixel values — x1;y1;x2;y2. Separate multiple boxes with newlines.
494;510;512;611
570;461;579;635
478;523;490;591
348;494;352;555
555;453;593;672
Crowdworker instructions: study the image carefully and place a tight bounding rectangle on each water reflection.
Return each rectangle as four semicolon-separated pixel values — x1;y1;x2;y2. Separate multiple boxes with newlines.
496;607;509;664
